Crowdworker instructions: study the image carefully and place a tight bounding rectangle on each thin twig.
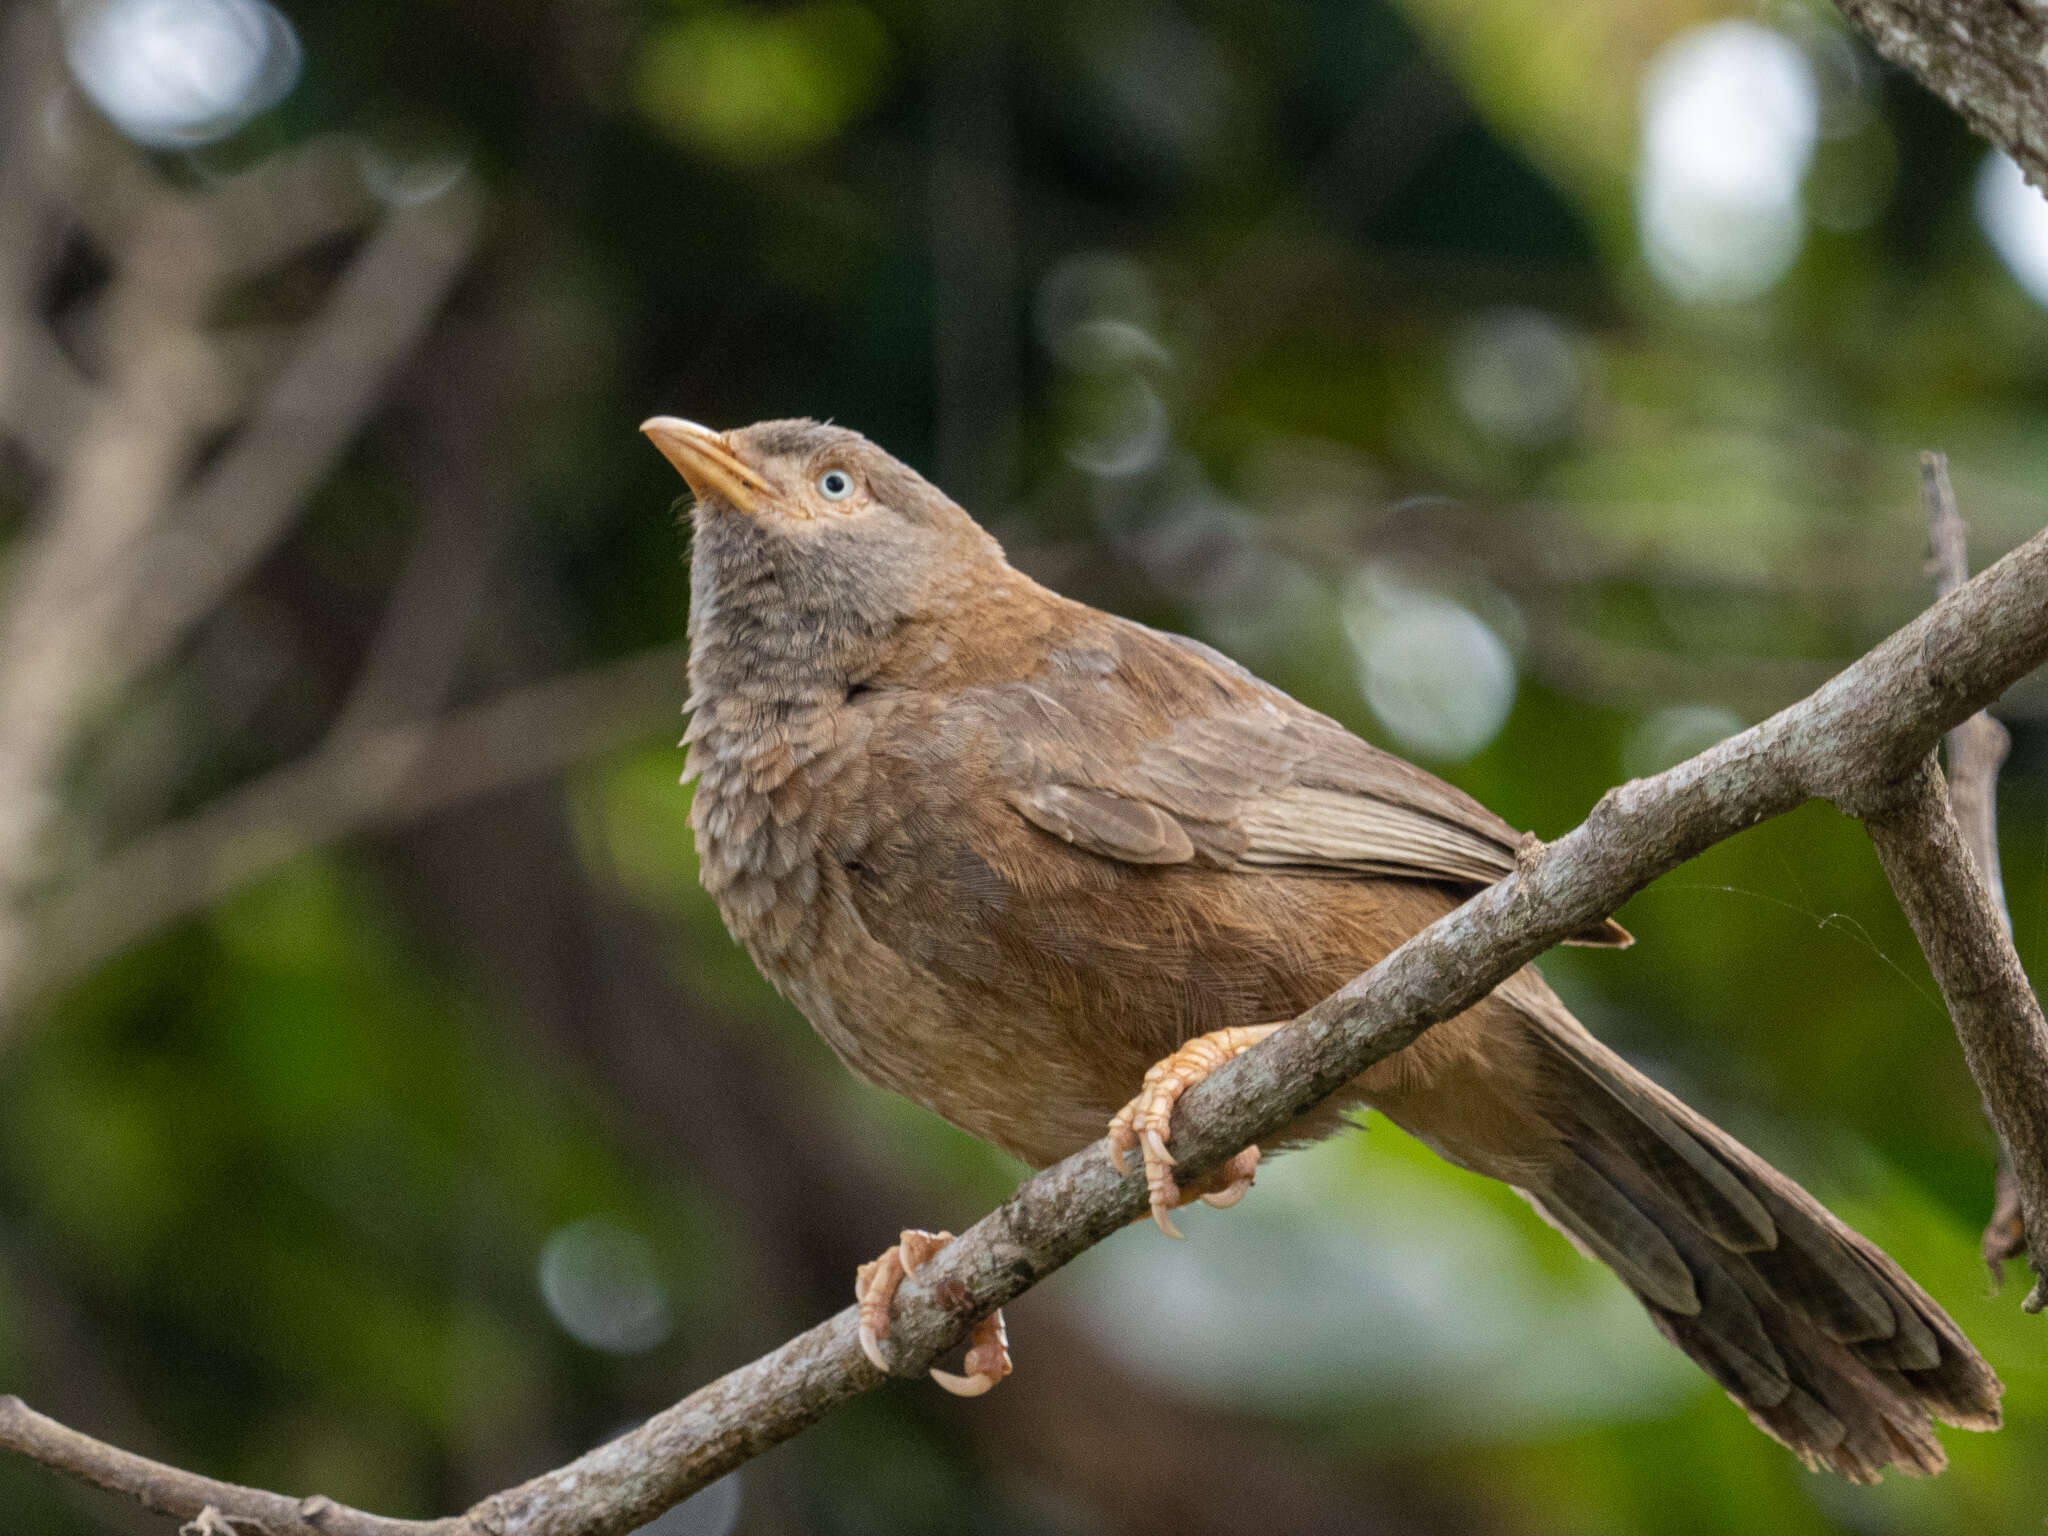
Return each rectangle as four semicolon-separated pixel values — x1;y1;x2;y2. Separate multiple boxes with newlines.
0;9;95;472
5;494;2048;1536
1919;451;2027;1284
1924;453;2014;929
21;643;689;1009
116;184;482;687
0;1398;465;1536
0;184;230;1012
1866;758;2048;1311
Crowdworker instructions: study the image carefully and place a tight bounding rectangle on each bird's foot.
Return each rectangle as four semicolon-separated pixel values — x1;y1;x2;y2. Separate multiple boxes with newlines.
854;1229;1012;1397
1106;1024;1282;1236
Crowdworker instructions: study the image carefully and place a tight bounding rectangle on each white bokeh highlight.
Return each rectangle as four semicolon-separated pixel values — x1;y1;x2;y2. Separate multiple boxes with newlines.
1975;151;2048;307
64;0;301;149
538;1217;674;1356
1344;568;1517;762
1451;308;1582;447
1638;22;1819;303
1063;376;1171;478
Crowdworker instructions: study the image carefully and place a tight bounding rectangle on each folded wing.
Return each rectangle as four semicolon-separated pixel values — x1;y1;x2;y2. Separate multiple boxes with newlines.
966;621;1629;946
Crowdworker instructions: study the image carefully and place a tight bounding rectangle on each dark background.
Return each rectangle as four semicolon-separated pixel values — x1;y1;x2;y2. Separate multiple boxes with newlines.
2;0;2045;1531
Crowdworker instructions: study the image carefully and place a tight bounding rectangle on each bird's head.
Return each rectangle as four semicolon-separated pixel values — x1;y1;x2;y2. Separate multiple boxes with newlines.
643;415;1011;695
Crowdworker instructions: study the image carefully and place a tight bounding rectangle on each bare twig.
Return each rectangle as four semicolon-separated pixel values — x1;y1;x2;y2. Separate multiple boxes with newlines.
1866;758;2048;1310
0;1398;464;1536
0;185;230;1007
198;136;381;286
0;22;479;1034
4;499;2046;1536
1924;454;2014;928
1919;451;2028;1284
22;643;689;1008
117;185;482;687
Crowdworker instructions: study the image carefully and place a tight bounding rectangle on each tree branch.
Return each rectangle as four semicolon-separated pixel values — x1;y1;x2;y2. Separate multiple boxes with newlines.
2;501;2045;1533
114;185;482;688
1867;759;2048;1310
0;1397;465;1536
1918;452;2029;1284
21;642;689;1009
1924;453;2015;931
0;8;479;1033
1835;0;2048;193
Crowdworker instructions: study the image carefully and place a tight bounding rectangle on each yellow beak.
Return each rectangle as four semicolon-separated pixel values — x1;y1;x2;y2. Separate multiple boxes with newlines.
640;417;772;515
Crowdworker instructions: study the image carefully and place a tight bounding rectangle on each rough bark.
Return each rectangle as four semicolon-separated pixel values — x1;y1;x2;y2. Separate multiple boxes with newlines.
1837;0;2048;192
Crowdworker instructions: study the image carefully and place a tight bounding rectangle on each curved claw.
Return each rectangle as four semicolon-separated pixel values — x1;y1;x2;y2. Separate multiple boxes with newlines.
931;1310;1010;1396
1198;1146;1262;1209
859;1320;891;1372
1106;1103;1138;1175
854;1229;955;1378
1106;1026;1281;1235
930;1366;1001;1397
854;1231;1012;1399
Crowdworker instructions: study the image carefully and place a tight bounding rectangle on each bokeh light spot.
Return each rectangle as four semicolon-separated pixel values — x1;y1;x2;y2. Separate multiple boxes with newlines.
1036;251;1161;372
1451;308;1582;447
538;1217;673;1355
1344;569;1517;762
64;0;300;149
1624;705;1746;780
1975;151;2048;307
1638;21;1818;303
1062;376;1170;478
634;2;888;165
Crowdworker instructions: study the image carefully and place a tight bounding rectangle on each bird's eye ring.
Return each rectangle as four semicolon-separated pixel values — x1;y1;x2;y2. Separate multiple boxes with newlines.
817;469;855;501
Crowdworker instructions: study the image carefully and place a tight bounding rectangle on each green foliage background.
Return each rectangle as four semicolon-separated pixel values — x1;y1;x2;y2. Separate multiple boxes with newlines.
2;0;2046;1531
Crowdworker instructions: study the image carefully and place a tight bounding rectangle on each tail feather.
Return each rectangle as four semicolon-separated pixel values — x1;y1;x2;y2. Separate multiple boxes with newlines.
1540;1156;1698;1313
1505;990;2002;1481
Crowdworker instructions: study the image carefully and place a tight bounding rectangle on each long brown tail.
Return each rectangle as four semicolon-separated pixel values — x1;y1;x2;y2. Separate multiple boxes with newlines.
1371;975;2003;1481
1527;1002;1999;1479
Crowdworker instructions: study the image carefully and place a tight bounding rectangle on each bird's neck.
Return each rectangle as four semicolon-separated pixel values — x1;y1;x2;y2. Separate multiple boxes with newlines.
684;515;885;710
686;516;1060;708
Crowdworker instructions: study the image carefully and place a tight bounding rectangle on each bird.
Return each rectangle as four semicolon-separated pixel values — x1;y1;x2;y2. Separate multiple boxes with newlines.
641;413;2001;1477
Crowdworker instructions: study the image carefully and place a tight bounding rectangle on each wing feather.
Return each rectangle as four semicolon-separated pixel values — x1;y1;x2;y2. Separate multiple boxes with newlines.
959;617;1629;946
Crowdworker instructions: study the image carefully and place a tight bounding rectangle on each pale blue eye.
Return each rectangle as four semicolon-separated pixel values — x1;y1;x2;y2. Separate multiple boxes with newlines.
818;469;854;500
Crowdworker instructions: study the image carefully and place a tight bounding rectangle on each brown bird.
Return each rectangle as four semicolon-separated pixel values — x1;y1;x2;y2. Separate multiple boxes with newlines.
643;413;2000;1476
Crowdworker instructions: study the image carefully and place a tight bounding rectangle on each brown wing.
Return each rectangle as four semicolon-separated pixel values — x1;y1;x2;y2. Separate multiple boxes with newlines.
954;618;1629;947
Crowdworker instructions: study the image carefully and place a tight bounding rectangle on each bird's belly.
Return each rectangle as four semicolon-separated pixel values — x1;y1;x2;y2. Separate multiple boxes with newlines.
748;877;1114;1166
740;823;1478;1169
816;850;1463;1165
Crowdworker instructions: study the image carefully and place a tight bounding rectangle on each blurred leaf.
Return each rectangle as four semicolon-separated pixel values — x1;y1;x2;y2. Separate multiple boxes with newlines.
633;2;890;165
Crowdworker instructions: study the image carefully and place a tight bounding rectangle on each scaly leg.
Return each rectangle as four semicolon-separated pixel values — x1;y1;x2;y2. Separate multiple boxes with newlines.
854;1228;1012;1397
1107;1025;1282;1236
